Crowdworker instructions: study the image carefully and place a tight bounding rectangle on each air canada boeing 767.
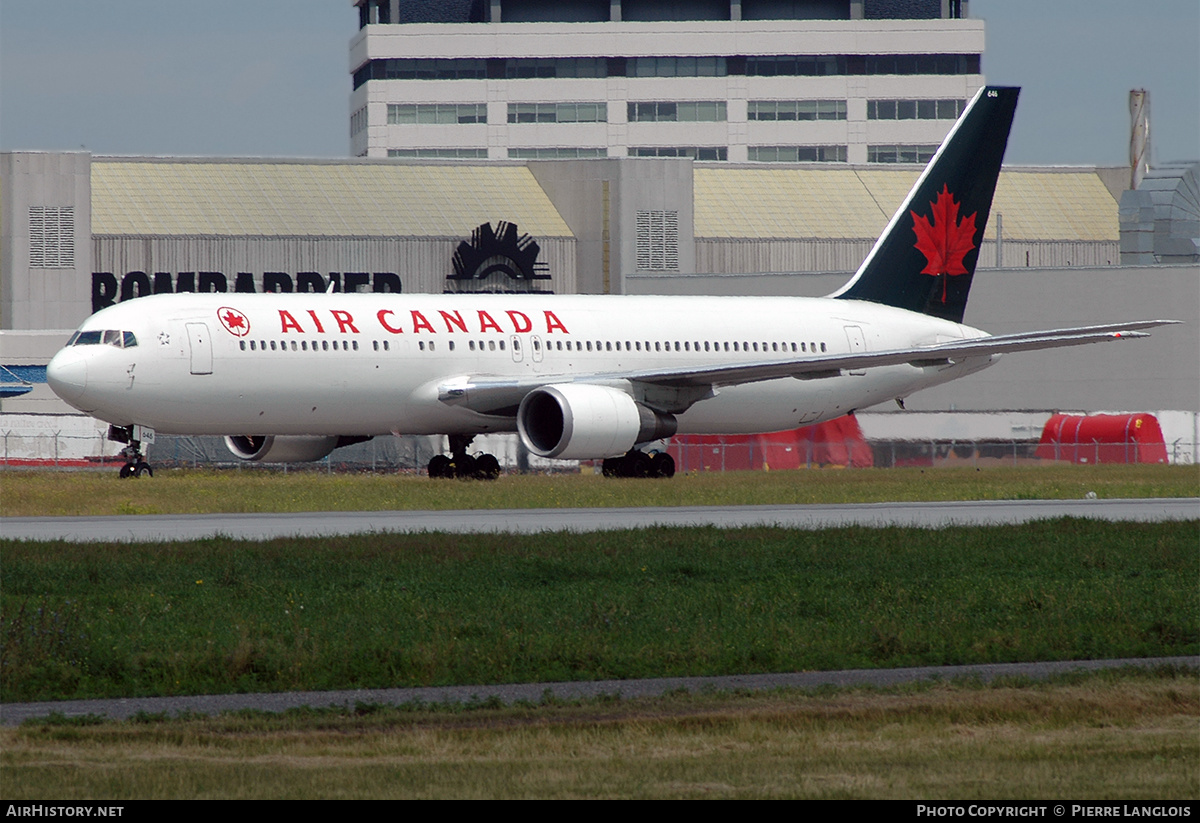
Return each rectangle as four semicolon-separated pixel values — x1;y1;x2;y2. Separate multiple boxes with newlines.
47;86;1175;479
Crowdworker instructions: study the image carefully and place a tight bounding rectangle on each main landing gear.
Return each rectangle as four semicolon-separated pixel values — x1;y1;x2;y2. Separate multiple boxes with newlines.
602;449;675;479
427;434;501;480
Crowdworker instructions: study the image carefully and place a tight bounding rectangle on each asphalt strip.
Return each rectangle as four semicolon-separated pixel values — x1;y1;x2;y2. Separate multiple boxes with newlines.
3;498;1198;542
2;657;1196;726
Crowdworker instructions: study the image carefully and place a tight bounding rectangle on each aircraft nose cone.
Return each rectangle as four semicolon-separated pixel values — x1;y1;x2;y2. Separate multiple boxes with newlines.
47;350;88;404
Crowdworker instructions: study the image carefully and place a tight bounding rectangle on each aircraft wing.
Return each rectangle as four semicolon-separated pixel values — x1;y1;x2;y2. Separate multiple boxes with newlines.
437;320;1178;415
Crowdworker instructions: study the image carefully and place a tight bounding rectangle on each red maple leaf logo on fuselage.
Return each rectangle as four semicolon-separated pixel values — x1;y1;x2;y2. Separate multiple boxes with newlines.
218;307;250;337
911;184;978;303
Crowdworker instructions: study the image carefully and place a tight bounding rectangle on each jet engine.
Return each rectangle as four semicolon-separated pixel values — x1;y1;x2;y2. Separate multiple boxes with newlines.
224;435;371;463
517;384;676;459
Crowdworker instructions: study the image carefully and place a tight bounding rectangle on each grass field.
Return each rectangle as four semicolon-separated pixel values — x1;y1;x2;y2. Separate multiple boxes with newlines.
2;669;1195;799
3;465;1197;799
3;520;1195;703
3;463;1197;517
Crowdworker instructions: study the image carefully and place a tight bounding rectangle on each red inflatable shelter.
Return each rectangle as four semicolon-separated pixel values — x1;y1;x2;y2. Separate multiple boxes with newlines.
668;415;874;471
1035;413;1167;464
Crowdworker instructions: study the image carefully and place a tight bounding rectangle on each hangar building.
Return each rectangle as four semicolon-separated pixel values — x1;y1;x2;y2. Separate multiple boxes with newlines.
2;151;1195;430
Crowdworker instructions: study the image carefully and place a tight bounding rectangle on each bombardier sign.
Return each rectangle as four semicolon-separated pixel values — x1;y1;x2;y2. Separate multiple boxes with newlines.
90;222;552;312
91;271;402;313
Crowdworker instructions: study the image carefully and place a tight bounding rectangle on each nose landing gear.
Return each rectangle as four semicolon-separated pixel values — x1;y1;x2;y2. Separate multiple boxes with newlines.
427;434;501;480
109;425;154;478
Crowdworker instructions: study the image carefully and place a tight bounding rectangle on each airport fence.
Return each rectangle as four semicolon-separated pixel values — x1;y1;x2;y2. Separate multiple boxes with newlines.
3;431;1195;471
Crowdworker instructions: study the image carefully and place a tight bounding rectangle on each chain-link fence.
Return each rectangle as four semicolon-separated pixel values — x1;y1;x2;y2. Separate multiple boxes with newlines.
3;430;1194;471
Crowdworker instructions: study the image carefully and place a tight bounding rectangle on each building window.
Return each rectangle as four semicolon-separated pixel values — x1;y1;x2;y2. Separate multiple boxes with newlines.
748;100;846;121
350;106;369;135
748;145;847;162
388;103;487;124
387;148;489;158
636;210;679;271
868;144;939;164
355;54;980;90
745;54;979;77
506;57;607;78
628;56;727;77
630;146;727;161
28;206;74;269
507;102;607;124
868;99;966;120
508;147;607;159
628;101;727;122
355;58;488;86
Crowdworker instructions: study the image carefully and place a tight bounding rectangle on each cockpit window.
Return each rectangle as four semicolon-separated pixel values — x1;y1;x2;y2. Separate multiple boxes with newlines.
69;329;136;348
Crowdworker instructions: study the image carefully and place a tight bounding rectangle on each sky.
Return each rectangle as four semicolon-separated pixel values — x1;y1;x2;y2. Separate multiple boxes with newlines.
0;0;1196;166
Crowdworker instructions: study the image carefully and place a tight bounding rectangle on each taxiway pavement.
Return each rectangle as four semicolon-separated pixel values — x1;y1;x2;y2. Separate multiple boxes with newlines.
2;497;1197;542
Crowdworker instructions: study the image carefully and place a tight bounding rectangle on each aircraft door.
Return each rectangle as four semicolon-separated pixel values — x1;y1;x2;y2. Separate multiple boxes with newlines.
186;322;213;375
531;335;544;364
510;335;523;363
844;325;867;376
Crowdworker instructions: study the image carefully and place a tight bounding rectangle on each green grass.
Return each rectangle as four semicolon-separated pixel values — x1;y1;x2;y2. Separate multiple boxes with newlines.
3;463;1197;517
3;669;1196;799
3;520;1195;703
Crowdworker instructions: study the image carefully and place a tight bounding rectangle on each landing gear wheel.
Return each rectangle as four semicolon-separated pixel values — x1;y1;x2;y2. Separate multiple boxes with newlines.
601;455;625;477
428;436;502;480
451;453;477;479
116;440;152;479
650;452;675;478
601;450;673;478
475;453;501;480
428;454;452;478
630;450;653;478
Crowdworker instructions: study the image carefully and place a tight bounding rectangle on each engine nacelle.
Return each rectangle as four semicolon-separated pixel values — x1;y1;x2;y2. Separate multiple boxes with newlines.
224;435;368;463
517;384;677;460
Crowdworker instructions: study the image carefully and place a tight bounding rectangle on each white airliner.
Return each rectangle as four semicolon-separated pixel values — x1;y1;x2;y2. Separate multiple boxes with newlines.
47;87;1174;479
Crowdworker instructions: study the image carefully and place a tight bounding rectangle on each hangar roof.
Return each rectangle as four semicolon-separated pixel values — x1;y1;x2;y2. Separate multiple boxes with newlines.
89;158;1118;244
90;160;573;238
694;168;1119;241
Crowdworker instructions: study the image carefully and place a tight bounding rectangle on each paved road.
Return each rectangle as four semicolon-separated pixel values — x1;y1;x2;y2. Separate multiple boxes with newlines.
2;657;1194;726
3;498;1197;542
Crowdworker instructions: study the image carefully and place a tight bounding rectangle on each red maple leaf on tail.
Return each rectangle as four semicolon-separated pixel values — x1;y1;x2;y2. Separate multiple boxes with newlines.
911;184;978;303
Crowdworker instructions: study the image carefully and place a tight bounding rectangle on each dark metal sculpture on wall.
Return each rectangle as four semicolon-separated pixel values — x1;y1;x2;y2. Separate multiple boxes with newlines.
447;221;552;294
